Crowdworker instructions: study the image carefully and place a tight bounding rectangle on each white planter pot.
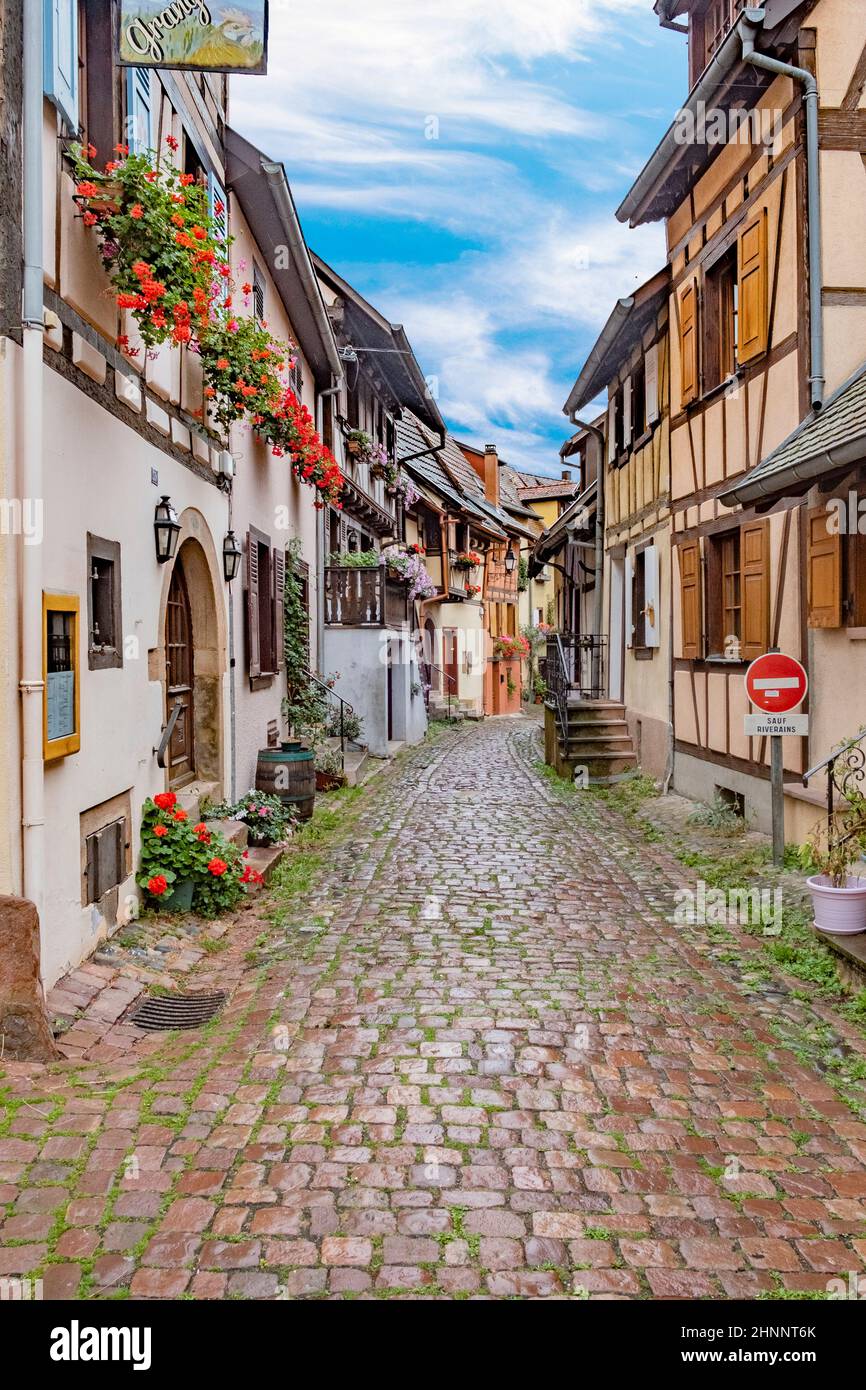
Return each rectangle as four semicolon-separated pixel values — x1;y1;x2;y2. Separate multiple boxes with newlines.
806;874;866;935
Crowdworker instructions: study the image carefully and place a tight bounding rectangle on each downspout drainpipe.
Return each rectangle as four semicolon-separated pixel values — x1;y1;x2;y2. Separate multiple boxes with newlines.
316;378;342;671
740;9;824;409
568;417;606;694
20;0;45;909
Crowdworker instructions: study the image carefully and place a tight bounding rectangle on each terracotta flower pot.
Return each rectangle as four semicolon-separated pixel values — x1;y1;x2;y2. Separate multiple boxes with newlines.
807;874;866;935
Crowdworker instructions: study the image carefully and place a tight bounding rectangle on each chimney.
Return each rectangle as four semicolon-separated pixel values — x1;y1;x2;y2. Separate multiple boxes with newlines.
562;469;572;482
484;444;500;508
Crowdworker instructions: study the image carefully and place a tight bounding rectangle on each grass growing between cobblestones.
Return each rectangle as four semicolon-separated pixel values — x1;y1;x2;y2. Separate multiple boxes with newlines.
537;758;866;1118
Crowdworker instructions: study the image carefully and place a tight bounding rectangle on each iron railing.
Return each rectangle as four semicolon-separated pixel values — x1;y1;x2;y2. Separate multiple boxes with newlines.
546;635;570;736
545;632;608;732
803;727;866;854
298;667;357;771
325;566;408;627
426;663;457;722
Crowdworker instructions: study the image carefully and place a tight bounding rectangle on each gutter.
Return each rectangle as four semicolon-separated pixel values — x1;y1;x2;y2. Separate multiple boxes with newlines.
740;9;824;409
20;0;44;909
564;298;634;417
721;428;866;507
568;417;606;695
616;20;746;227
260;160;344;383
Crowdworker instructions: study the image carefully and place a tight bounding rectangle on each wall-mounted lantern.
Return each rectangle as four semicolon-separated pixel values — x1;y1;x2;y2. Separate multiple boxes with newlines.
504;547;517;575
223;529;242;583
153;496;180;564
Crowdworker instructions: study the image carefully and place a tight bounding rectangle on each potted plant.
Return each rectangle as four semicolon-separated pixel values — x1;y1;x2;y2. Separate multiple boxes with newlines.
453;550;482;572
806;795;866;935
208;790;296;847
315;745;347;792
347;429;372;460
370;444;389;479
136;793;263;916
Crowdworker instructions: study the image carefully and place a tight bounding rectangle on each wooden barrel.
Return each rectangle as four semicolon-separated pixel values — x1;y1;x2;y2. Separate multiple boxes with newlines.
255;744;316;821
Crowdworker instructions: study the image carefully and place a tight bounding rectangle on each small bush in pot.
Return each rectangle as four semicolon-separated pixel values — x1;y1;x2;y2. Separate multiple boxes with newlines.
805;797;866;935
208;790;296;847
137;793;262;916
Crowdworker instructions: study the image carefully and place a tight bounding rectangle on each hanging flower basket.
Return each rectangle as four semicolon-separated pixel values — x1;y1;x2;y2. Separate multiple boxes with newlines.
453;551;482;572
68;138;344;509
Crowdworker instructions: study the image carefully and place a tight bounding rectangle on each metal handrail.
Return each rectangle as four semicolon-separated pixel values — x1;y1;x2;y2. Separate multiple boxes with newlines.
154;699;182;770
803;727;866;831
300;667;357;769
427;662;457;721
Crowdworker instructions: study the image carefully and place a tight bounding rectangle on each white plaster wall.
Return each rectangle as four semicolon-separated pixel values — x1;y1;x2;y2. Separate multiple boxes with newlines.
37;358;230;986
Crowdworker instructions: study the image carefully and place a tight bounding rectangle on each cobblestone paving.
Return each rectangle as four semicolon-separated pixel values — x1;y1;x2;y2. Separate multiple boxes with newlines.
2;717;866;1300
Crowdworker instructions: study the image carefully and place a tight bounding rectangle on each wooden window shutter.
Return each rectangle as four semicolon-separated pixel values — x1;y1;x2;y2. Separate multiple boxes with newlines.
272;546;286;670
679;280;699;406
741;519;770;659
246;532;261;678
807;504;842;628
607;398;617;464
126;67;152;155
738;211;769;365
622;377;633;449
645;343;660;424
679;540;702;659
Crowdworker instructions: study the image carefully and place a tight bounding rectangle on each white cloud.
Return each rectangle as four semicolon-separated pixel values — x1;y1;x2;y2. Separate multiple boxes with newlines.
231;0;668;469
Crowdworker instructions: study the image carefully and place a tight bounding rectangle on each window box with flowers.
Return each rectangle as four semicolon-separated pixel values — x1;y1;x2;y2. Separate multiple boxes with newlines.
137;792;263;916
347;430;373;460
492;634;531;662
453;551;482;572
69;139;345;511
382;545;436;600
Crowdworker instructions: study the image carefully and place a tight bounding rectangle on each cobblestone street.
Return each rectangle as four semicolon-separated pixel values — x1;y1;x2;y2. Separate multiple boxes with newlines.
3;716;866;1301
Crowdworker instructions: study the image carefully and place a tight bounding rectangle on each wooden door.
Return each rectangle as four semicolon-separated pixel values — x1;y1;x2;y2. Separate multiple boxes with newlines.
424;619;437;695
443;627;459;699
165;561;195;788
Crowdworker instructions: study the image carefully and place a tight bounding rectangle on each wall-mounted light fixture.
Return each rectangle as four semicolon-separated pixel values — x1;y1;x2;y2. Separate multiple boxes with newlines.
504;547;517;575
223;530;242;583
153;496;180;564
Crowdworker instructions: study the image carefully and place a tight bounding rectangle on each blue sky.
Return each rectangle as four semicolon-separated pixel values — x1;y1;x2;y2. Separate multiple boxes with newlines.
231;0;686;475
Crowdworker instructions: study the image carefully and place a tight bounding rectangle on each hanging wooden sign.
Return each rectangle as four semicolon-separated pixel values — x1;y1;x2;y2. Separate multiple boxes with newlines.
117;2;269;75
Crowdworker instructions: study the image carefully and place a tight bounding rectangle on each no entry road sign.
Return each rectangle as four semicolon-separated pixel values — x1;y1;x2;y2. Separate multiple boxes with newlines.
745;652;808;714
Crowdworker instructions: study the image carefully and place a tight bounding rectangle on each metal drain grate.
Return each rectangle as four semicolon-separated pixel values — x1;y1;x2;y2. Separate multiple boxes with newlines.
129;991;226;1031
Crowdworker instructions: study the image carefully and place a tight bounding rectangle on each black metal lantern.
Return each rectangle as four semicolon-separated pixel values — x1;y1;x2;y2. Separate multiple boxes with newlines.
223;529;242;583
504;547;517;575
153;496;180;564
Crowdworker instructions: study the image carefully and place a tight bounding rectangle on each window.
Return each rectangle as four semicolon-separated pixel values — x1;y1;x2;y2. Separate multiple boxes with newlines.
44;0;79;130
43;593;80;761
705;247;738;389
631;362;646;441
253;263;266;323
627;544;660;653
84;819;125;905
87;534;122;670
126;68;152;154
706;521;769;659
245;529;284;682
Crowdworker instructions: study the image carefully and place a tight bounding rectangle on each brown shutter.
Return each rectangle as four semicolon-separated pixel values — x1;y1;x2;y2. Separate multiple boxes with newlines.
272;546;286;670
807;504;842;628
738;211;769;365
679;540;702;659
679;280;699;406
741;519;770;659
246;532;261;677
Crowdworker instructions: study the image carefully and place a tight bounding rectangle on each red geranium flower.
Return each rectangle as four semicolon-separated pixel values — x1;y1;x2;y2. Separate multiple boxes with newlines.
147;875;168;896
207;858;228;877
173;809;188;822
153;825;169;838
130;204;144;219
166;134;179;151
154;792;177;811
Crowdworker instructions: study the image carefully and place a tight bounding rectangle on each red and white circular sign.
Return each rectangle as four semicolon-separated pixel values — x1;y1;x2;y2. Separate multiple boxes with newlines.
745;652;808;714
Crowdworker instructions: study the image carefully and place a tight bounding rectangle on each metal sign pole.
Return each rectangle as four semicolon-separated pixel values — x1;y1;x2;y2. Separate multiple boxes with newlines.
769;646;785;867
770;733;785;866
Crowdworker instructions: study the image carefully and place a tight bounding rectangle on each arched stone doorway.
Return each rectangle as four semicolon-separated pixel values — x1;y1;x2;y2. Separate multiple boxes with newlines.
155;515;226;794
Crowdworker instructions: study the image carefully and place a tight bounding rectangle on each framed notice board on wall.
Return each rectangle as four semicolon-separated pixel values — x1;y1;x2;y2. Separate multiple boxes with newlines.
43;593;81;761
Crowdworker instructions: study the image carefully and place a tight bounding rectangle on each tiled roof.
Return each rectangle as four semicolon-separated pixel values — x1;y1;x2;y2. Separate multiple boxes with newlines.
720;360;866;506
516;480;579;501
396;414;506;536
